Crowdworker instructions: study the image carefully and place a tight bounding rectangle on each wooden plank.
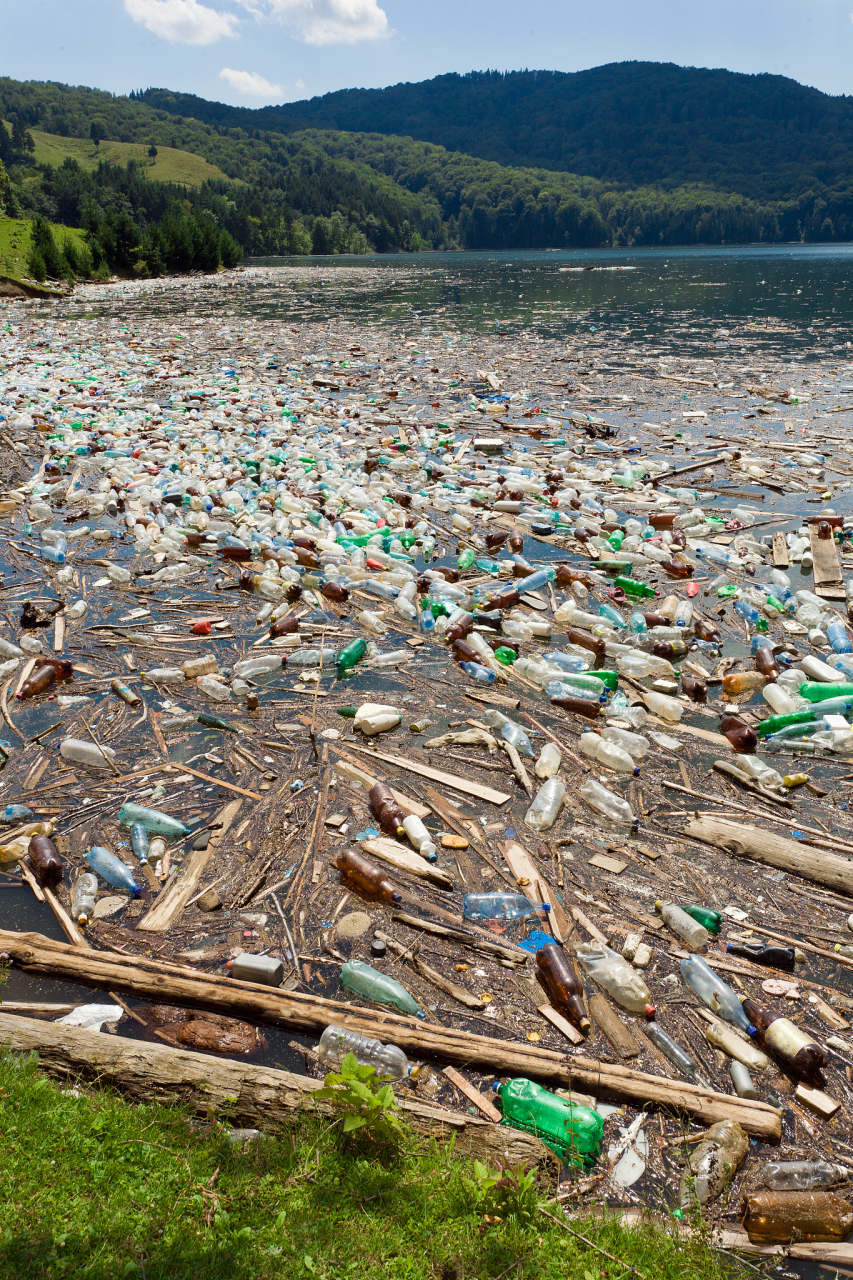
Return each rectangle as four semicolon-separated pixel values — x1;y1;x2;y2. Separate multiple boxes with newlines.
588;853;628;874
772;531;789;567
346;745;512;806
538;1003;585;1045
330;748;431;819
809;524;843;587
162;763;262;802
463;690;521;710
587;992;640;1058
361;838;454;888
501;840;571;943
570;905;609;944
443;1065;502;1121
136;799;243;933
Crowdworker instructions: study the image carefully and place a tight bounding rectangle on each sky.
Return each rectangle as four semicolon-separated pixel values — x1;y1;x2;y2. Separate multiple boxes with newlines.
2;0;853;107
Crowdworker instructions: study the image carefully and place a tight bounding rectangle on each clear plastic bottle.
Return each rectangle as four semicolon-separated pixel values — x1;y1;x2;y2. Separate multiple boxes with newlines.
1;804;33;823
340;958;425;1018
130;823;150;864
198;675;232;701
71;871;98;926
535;742;562;779
645;1022;702;1080
463;893;550;923
60;738;117;770
578;733;636;773
579;776;634;824
656;901;711;950
600;726;651;758
760;1162;849;1192
575;942;652;1013
680;1119;749;1209
681;955;756;1035
317;1024;417;1079
524;777;566;831
702;1020;769;1070
642;689;684;723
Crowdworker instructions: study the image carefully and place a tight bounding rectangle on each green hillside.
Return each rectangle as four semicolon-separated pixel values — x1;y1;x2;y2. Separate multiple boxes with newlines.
0;213;87;283
29;128;231;186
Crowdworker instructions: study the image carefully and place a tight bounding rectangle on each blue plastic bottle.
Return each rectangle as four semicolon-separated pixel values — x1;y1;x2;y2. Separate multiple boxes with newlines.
826;620;853;654
86;846;142;896
460;661;495;684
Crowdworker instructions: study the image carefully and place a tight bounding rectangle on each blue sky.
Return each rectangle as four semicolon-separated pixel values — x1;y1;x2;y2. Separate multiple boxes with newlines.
2;0;853;105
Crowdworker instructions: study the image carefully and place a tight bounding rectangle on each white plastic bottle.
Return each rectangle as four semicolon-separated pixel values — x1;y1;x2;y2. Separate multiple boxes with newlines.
578;732;636;773
535;742;562;779
197;675;232;701
60;738;117;770
401;814;437;862
353;703;401;735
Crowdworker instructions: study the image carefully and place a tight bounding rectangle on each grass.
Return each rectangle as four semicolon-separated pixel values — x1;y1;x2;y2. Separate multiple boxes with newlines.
26;127;232;188
0;1049;746;1280
0;215;88;286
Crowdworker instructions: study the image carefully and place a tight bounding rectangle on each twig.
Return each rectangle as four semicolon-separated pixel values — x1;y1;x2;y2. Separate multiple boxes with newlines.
81;717;121;776
538;1208;648;1278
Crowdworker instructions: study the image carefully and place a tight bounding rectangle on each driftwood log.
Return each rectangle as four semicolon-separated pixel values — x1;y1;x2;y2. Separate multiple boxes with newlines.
680;816;853;896
0;928;781;1138
0;1012;552;1167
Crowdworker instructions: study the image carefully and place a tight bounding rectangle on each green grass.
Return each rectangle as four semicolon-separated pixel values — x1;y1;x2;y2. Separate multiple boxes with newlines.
27;127;232;187
0;1050;744;1280
0;215;88;285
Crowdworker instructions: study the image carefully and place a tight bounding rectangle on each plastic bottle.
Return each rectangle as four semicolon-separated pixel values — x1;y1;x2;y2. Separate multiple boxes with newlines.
401;814;437;862
353;703;401;735
60;738;117;770
86;846;141;896
317;1025;418;1080
460;660;495;684
130;823;150;864
741;1192;853;1245
227;953;284;987
334;847;402;904
680;1119;748;1209
600;726;651;758
28;834;62;887
726;942;795;972
722;671;766;696
71;871;98;926
741;999;826;1078
368;783;405;837
703;1019;770;1070
642;690;683;723
336;637;367;678
681;955;757;1035
550;691;601;719
198;675;231;701
720;713;758;754
523;778;566;832
729;1061;758;1099
645;1022;702;1081
341;958;425;1019
578;733;637;773
535;742;562;779
760;1162;849;1192
579;776;634;824
463;893;550;923
118;803;190;840
494;1077;603;1167
683;905;722;935
656;901;710;951
575;942;652;1013
800;681;853;703
536;944;591;1033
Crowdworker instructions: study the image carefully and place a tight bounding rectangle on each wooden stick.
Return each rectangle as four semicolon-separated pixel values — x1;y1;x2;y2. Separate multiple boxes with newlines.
443;1065;502;1121
344;744;512;806
375;930;486;1011
162;763;262;802
389;911;527;966
0;927;781;1137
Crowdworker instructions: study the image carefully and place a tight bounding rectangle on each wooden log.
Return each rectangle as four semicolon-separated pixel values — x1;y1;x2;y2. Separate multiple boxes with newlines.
587;992;640;1059
0;1012;552;1169
136;799;243;933
390;911;527;967
0;928;781;1137
345;744;512;806
680;814;853;896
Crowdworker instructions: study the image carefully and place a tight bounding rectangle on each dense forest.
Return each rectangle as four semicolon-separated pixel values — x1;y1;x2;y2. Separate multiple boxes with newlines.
1;65;852;283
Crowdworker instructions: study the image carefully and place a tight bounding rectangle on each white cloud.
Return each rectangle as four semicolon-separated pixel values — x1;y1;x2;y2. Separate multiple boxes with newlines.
124;0;239;45
219;67;284;97
235;0;390;45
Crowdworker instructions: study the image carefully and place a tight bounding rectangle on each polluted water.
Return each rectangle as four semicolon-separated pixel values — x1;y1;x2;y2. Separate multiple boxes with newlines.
6;257;853;1253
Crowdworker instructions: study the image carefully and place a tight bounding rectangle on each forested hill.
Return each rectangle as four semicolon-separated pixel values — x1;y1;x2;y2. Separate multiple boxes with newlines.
138;63;853;202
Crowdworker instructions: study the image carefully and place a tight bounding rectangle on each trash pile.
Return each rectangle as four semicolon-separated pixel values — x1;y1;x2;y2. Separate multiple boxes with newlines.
4;276;853;1253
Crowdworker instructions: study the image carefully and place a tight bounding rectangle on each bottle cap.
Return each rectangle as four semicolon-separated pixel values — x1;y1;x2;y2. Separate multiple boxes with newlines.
370;938;387;958
746;1023;758;1038
644;1005;656;1019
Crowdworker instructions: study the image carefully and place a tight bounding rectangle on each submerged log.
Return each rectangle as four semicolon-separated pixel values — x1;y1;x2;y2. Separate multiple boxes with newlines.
0;928;781;1138
0;1012;552;1168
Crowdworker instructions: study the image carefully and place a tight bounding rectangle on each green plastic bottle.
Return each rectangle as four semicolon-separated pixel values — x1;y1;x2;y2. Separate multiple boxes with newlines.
757;709;817;738
613;577;656;599
495;1078;603;1167
608;530;625;551
457;548;475;571
800;681;853;703
341;959;425;1019
592;670;619;691
683;905;722;935
337;637;367;678
337;705;358;718
717;584;738;599
197;712;240;733
494;646;517;665
118;802;189;839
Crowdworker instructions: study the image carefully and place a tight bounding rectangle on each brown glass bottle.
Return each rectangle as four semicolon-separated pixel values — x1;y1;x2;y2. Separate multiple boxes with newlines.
321;582;349;602
488;587;521;610
565;627;606;659
536;944;591;1033
755;648;781;679
550;693;601;720
445;614;474;643
694;618;722;644
720;713;758;754
28;834;62;887
660;558;695;579
18;659;74;700
643;611;670;629
293;547;319;568
650;639;688;660
335;847;402;904
368;783;405;837
648;511;678;529
508;533;524;552
681;671;708;703
741;998;826;1078
218;546;252;561
484;530;508;549
269;613;299;638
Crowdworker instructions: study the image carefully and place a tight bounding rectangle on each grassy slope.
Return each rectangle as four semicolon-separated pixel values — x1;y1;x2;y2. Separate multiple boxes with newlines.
0;1051;740;1280
28;127;232;187
0;215;87;284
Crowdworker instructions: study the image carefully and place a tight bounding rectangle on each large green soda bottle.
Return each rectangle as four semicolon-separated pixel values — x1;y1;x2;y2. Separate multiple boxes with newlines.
457;548;475;571
494;1078;603;1167
613;577;656;599
800;682;853;703
683;904;722;935
337;637;367;679
341;959;425;1019
756;709;816;738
